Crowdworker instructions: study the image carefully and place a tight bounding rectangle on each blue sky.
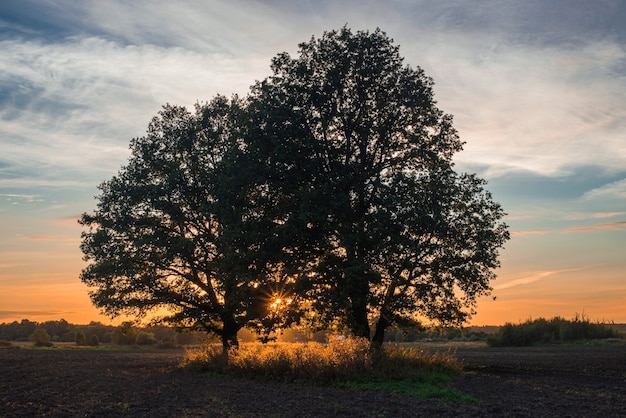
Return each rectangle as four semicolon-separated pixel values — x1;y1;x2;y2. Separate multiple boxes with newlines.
1;0;625;324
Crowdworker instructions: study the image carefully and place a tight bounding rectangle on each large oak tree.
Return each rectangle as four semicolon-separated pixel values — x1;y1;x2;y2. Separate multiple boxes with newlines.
79;96;298;351
246;27;509;347
80;27;508;350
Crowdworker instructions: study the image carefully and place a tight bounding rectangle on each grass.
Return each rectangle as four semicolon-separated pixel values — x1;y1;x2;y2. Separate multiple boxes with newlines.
182;337;469;401
487;314;623;347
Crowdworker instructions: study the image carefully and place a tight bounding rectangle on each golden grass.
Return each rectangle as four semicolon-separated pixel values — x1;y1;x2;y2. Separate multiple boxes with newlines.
181;337;461;384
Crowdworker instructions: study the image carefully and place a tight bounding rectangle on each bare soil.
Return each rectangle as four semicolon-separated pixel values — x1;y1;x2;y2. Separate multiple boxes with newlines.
1;342;625;417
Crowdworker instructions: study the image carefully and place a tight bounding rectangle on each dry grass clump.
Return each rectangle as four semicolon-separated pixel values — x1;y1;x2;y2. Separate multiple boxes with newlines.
182;337;461;385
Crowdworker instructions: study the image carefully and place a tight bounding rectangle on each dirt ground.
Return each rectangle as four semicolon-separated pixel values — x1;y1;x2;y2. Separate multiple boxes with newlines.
1;343;625;417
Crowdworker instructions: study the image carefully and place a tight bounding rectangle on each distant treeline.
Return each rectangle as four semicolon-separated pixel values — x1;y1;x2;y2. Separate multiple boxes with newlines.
0;319;496;346
2;318;622;347
487;315;625;347
0;319;207;346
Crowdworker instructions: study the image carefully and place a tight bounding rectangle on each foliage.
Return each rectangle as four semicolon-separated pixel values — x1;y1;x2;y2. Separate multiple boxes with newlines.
246;26;509;346
30;328;53;347
75;330;87;346
135;331;157;345
79;26;508;351
487;315;622;347
182;337;462;394
79;96;302;351
111;322;138;345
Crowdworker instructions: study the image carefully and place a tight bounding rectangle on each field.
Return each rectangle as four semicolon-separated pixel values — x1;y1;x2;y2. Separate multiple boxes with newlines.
1;342;625;417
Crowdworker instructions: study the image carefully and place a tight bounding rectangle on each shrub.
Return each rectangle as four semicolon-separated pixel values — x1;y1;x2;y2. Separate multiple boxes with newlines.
30;328;53;347
135;331;157;345
487;315;621;347
111;322;137;345
75;330;87;346
88;334;99;346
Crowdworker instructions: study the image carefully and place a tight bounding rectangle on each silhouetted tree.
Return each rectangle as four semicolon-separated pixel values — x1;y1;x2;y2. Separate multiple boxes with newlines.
30;328;52;347
246;27;509;348
80;96;298;352
75;330;87;345
80;26;508;352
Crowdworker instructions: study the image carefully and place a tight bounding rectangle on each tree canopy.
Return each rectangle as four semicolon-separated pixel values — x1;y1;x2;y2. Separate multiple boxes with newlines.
79;96;299;349
243;27;509;347
80;27;509;350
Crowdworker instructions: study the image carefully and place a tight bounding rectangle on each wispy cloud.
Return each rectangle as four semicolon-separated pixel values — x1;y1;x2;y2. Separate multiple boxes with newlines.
436;38;626;178
494;269;579;290
2;1;626;189
564;221;626;233
582;178;626;201
504;214;535;221
18;235;80;242
0;310;73;320
512;219;626;237
0;35;270;191
566;211;626;220
0;193;43;202
510;229;549;237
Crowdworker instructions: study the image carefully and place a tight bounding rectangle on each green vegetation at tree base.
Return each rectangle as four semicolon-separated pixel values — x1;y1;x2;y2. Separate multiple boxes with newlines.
486;315;623;347
182;337;467;401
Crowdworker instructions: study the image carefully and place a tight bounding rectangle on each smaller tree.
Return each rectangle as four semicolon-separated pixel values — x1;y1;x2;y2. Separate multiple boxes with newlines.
135;331;157;345
30;328;53;347
79;96;298;353
75;330;87;346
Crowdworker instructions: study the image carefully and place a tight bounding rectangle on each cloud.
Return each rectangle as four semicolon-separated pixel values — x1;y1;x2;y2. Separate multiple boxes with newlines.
582;178;626;200
511;219;626;237
566;211;626;220
2;1;626;192
494;269;578;290
564;221;626;233
18;235;80;242
504;214;535;221
0;35;271;191
432;38;626;178
0;310;73;320
510;229;549;237
0;193;42;202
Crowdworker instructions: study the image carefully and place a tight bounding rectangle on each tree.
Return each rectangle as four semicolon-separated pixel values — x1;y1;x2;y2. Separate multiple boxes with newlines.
31;328;52;347
79;96;297;352
246;27;509;348
75;330;87;346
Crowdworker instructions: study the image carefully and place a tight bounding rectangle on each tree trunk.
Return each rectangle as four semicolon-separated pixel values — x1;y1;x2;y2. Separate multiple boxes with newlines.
349;294;371;339
221;315;241;355
370;313;390;351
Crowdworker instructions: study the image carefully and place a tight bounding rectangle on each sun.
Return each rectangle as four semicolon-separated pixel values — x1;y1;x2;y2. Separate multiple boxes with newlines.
269;294;292;311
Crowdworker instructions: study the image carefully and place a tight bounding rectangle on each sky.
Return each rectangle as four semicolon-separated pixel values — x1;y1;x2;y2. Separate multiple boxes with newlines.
1;0;625;326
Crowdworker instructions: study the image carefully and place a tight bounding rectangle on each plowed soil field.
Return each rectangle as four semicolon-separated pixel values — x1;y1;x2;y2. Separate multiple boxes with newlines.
1;343;624;417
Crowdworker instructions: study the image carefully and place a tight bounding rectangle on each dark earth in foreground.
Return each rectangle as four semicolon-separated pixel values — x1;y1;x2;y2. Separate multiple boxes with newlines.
2;343;625;417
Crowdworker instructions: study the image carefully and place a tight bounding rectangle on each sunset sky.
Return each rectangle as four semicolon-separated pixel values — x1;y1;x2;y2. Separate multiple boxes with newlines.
1;0;625;326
